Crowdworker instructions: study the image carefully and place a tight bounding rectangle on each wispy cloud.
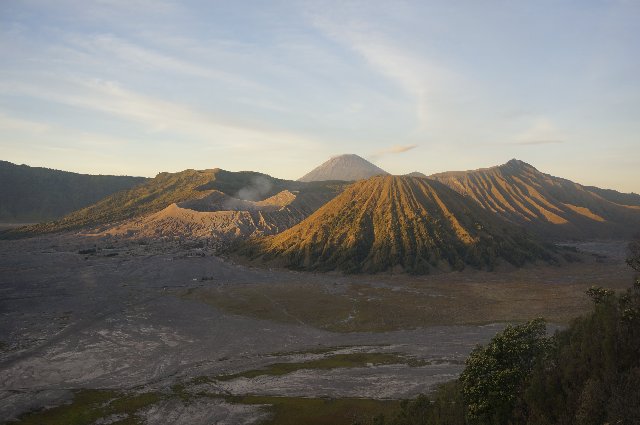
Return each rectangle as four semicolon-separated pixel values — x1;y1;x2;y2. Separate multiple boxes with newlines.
0;110;150;176
376;144;418;155
370;144;418;160
307;10;463;132
0;113;51;134
0;111;135;147
0;77;318;151
511;139;564;146
511;117;567;146
64;34;262;90
21;0;183;28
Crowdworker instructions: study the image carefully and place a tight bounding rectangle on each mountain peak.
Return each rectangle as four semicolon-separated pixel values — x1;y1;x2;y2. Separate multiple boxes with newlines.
503;158;536;171
298;154;389;182
332;153;361;159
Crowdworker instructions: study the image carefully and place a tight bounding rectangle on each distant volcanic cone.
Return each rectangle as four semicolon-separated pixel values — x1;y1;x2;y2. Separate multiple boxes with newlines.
298;154;389;182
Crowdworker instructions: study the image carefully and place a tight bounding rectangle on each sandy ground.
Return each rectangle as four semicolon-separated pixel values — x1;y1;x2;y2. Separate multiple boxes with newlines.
0;235;633;423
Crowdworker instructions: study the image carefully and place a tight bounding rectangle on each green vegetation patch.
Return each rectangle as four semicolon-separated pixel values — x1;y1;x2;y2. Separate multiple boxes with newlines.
12;386;400;425
228;395;401;425
216;352;425;381
362;282;640;424
187;260;633;332
270;345;353;357
13;389;163;425
183;283;356;330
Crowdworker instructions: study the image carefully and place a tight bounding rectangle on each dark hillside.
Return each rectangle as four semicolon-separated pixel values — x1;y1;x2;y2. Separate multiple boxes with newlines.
0;160;147;222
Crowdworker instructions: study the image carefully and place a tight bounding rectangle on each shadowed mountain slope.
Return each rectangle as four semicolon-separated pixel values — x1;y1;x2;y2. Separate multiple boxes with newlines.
584;185;640;207
0;160;147;223
429;160;640;240
238;175;556;274
5;168;345;239
298;154;389;182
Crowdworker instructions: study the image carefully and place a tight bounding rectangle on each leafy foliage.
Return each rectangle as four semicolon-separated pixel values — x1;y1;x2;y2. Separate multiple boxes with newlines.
460;319;548;425
523;282;640;425
585;285;615;304
353;381;466;425
627;237;640;272
364;242;640;424
391;381;466;425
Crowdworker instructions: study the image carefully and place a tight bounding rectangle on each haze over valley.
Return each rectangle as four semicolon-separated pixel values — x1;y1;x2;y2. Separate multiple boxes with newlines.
1;1;640;424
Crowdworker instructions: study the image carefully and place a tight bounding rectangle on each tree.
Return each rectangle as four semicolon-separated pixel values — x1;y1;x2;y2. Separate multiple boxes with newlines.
585;285;615;304
367;239;640;425
627;237;640;293
459;318;548;425
627;238;640;273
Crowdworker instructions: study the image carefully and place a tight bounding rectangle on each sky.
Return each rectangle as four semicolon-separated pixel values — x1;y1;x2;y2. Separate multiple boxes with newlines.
0;0;639;192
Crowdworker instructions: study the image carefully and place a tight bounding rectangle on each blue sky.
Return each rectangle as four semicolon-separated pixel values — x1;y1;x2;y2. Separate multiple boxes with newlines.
1;0;639;192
